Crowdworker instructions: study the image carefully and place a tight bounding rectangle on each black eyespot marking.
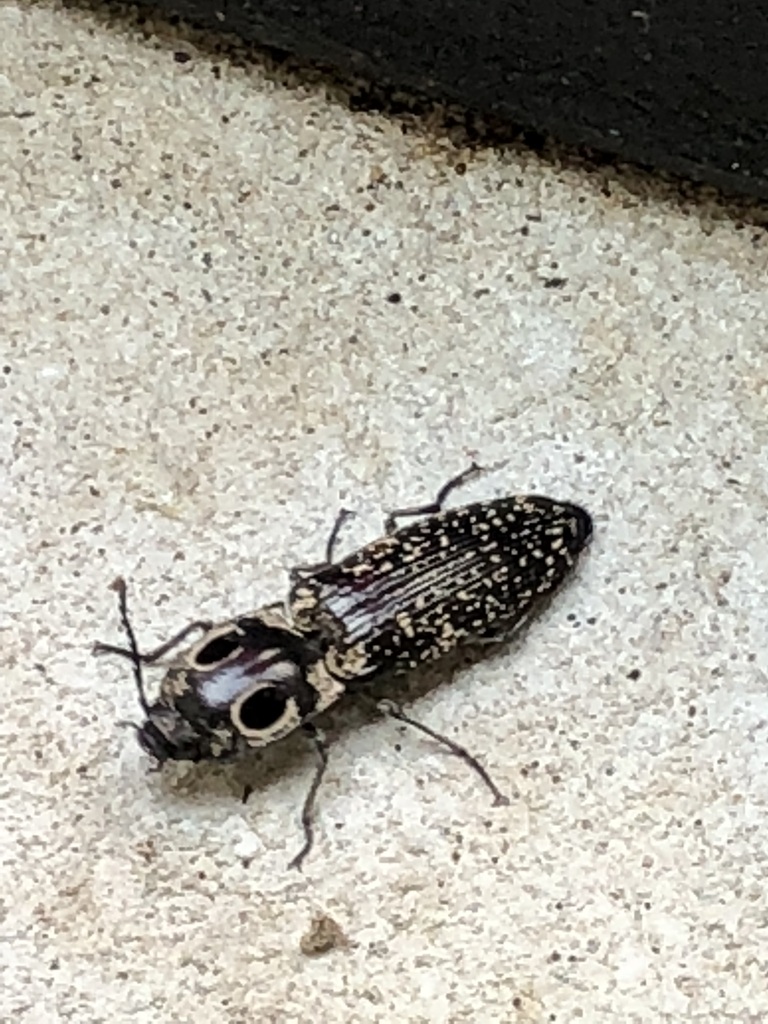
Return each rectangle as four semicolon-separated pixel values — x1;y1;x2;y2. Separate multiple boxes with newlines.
195;631;242;665
237;687;289;731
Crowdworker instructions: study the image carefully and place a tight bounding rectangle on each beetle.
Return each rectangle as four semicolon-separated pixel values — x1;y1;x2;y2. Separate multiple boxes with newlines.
96;466;592;866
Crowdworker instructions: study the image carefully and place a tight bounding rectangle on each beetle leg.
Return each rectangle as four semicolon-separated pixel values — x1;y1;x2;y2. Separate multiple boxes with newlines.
377;699;510;807
287;724;331;871
289;507;356;585
323;508;356;563
384;463;484;534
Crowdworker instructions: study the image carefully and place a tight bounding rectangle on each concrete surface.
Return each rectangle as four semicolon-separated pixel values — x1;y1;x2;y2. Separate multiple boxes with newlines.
2;3;768;1022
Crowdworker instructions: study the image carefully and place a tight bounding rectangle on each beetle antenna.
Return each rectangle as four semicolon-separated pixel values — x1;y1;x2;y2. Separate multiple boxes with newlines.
108;577;152;717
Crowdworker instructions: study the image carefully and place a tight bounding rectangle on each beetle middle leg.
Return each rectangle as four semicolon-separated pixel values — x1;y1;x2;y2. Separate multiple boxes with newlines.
289;507;356;585
384;463;484;534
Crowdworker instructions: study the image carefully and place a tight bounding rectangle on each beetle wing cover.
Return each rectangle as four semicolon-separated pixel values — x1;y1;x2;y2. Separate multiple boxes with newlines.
294;496;592;682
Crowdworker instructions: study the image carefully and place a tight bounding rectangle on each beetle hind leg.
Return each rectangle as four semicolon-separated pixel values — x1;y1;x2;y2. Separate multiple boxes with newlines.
377;698;509;806
384;462;484;534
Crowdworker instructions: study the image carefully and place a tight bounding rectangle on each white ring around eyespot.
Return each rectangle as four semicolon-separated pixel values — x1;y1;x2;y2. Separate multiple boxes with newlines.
188;623;245;670
230;685;302;745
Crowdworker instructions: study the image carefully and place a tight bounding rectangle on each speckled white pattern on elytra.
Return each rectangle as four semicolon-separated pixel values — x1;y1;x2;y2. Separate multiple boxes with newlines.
3;2;768;1022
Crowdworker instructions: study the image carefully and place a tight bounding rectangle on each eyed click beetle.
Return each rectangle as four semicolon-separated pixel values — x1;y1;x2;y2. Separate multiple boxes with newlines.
95;466;592;867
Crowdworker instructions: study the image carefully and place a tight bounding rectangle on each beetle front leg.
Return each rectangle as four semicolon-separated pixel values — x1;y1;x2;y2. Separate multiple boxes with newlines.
287;724;331;871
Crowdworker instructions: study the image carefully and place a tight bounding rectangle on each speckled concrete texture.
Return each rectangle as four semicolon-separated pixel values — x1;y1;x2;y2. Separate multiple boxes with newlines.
3;3;768;1022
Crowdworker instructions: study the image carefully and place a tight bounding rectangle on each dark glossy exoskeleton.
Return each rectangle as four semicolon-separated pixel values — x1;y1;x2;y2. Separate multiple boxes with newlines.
289;494;593;686
96;468;592;866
